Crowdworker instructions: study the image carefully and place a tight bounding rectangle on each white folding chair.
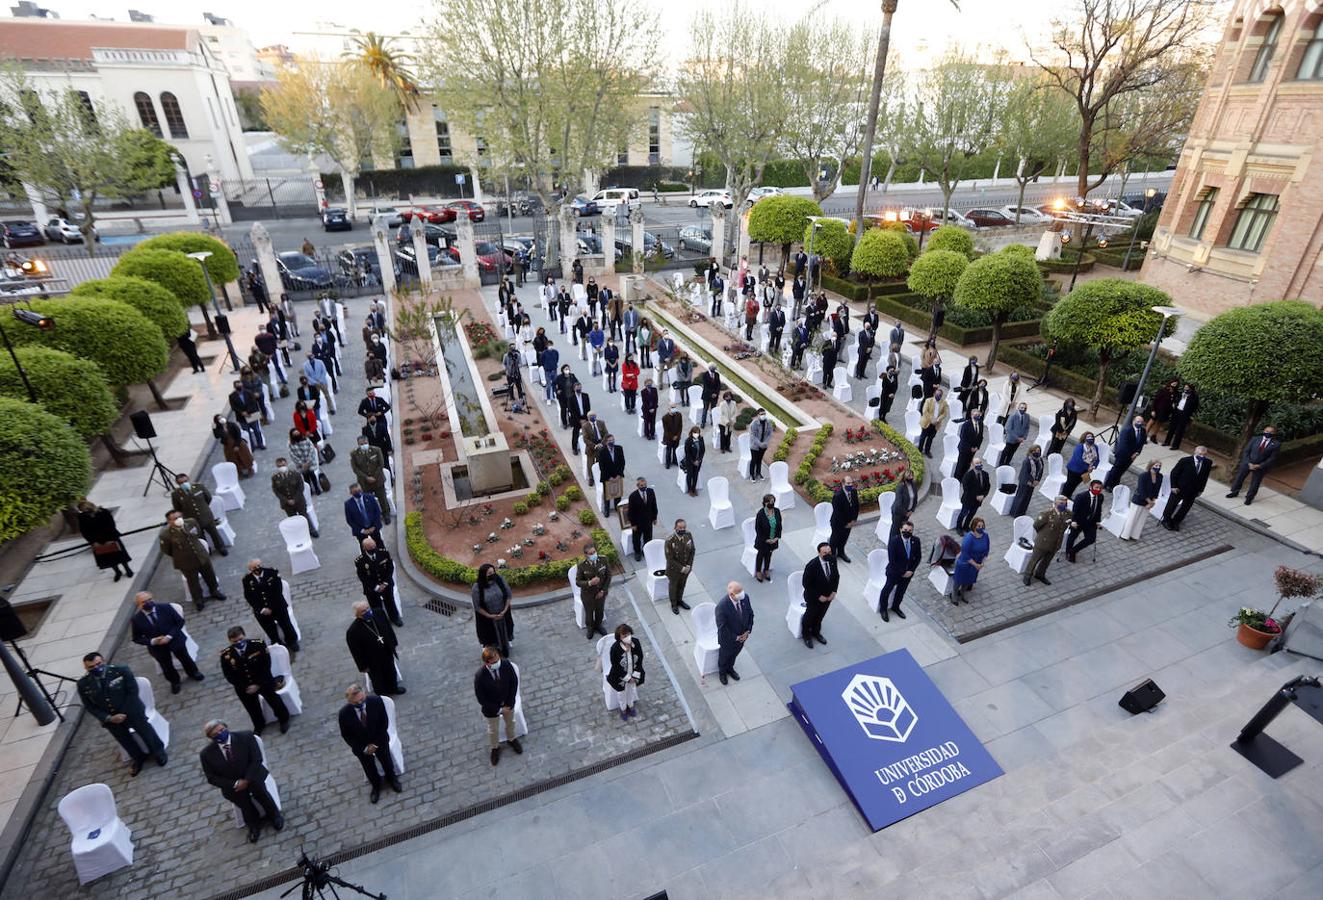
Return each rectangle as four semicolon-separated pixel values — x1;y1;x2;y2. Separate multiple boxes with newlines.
568;565;585;628
1093;442;1114;487
1149;479;1171;521
277;516;320;575
597;634;637;712
1103;485;1131;537
382;695;405;775
811;502;833;547
769;461;796;510
497;662;529;741
832;368;852;403
212;462;245;511
944;398;965;436
58;784;134;884
863;549;887;610
904;409;921;443
990;465;1017;516
1033;414;1055;455
167;603;200;662
119;677;170;762
873;492;896;541
739;518;758;575
656;438;667;465
928;564;953;597
985;422;1006;466
642;539;668;602
1039;453;1066;501
1003;515;1035;574
209;497;236;548
939;433;962;479
231;735;281;827
260;643;303;721
279;579;304;643
686;386;704;424
301;480;320;535
736;432;752;479
785;572;807;638
935;477;962;529
691;603;721;676
864;384;881;414
707;476;735;530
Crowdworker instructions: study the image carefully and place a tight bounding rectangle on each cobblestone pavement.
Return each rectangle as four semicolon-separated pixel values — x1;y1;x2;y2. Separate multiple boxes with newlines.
3;294;693;900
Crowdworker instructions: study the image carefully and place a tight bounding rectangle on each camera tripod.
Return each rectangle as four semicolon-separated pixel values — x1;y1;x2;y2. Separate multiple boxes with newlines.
140;437;178;497
9;641;76;722
282;854;386;900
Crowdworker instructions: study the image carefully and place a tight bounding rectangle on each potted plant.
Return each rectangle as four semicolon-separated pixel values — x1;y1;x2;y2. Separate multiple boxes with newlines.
1230;566;1320;650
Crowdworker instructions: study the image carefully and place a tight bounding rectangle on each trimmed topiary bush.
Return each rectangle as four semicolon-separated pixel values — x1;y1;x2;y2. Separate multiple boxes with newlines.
925;225;976;259
133;232;241;285
7;297;168;388
907;249;969;312
513;501;529;515
952;252;1043;368
578;508;597;526
806;218;853;273
0;347;117;440
0;397;93;543
563;485;584;502
999;244;1037;261
71;276;190;342
851;229;912;293
555;494;572;512
749;195;824;265
112;248;210;309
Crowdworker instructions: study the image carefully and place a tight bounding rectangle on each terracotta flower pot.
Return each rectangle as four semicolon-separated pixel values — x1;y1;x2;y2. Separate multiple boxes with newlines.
1235;622;1276;650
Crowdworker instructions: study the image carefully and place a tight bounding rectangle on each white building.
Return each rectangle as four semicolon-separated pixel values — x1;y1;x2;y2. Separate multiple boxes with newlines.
198;13;275;84
0;18;255;186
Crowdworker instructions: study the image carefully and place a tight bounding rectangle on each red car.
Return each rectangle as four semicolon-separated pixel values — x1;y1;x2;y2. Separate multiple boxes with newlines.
446;241;508;272
446;200;486;222
402;204;457;224
965;208;1013;228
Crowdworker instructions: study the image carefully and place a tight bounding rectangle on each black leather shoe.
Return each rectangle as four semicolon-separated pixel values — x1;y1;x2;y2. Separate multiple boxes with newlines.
892;608;906;619
171;682;182;694
271;813;285;831
129;758;144;777
389;778;403;793
1022;574;1032;586
729;669;741;682
671;606;680;615
213;592;228;600
190;672;205;681
814;634;828;646
248;826;260;843
370;786;381;804
490;748;501;766
509;738;523;754
279;719;290;734
678;600;691;610
587;629;596;640
880;608;890;622
803;636;814;648
219;548;229;556
838;553;852;564
154;751;168;767
1225;492;1237;498
719;672;728;685
392;618;404;627
596;626;607;637
1036;576;1052;585
395;686;407;694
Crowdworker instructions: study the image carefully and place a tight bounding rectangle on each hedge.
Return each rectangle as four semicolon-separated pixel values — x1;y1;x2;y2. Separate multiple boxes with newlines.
133;233;241;285
1036;252;1095;274
112;248;211;309
8;297;169;387
792;421;926;504
405;511;620;588
0;397;93;543
71;276;190;342
772;427;799;462
819;273;911;302
0;347;118;440
871;293;1043;347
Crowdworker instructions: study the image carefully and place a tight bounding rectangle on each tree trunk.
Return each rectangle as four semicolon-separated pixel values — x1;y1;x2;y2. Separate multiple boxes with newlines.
986;316;1004;371
1234;399;1269;469
883;156;897;190
1014;179;1029;224
1076;130;1091;202
147;377;169;410
852;2;897;251
99;433;127;466
779;242;790;276
199;302;216;338
1090;351;1111;417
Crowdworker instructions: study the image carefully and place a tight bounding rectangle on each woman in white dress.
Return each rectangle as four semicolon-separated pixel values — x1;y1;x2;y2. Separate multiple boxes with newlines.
1119;460;1163;541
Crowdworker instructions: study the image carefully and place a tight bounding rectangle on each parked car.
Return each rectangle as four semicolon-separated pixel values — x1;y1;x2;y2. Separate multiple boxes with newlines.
322;207;352;232
447;240;508;273
369;205;403;227
1110;199;1144;219
43;216;96;243
276;251;334;290
999;205;1054;225
335;246;382;283
503;235;538;264
401;204;456;224
1036;201;1072;219
745;186;784;205
616;231;675;260
396;243;450;276
446;199;486;222
569;195;600;217
576;234;603;255
397;223;454;248
965;208;1013;228
677;225;712;254
590;188;640;215
1;221;44;248
689;189;733;209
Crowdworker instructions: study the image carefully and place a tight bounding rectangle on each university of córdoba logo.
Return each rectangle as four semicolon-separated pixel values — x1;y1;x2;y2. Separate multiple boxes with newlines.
842;674;917;742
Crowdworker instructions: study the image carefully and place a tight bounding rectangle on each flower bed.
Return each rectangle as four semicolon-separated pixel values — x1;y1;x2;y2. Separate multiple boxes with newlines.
792;421;926;504
407;512;619;588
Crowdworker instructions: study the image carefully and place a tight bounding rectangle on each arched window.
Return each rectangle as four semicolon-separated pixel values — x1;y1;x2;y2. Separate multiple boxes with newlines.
159;92;188;139
134;91;161;136
1299;20;1323;79
74;91;98;133
1248;13;1283;82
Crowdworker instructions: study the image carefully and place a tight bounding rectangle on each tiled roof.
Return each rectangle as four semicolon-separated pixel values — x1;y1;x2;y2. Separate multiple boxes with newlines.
0;19;193;61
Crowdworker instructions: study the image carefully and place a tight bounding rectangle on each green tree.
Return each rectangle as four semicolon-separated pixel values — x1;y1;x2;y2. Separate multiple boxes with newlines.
1042;278;1173;416
133;232;240;285
0;346;117;440
952;252;1043;368
806;218;853;273
71;276;190;342
907;249;969;336
998;75;1078;223
925;225;975;259
1177;300;1323;462
346;31;421;111
851;229;911;301
6;297;169;393
115;129;177;195
112;248;214;334
748;196;823;272
0;397;92;543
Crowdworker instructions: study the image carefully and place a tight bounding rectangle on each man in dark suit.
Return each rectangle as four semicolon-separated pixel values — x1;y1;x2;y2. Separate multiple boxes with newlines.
1164;384;1199;450
200;720;284;842
596;435;627;514
344;483;384;543
954;411;985;480
338;683;402;802
790;321;810;368
553;364;577;426
854;325;875;379
879;522;921;622
877;366;899;421
78;652;167;775
1163;446;1213;531
130;592;204;695
357;388;390;421
767;306;786;355
829;476;861;563
956;458;990;534
714;581;754;685
346;601;403;694
625;477;658;562
640;378;659;439
920;363;941;399
569;384;592;454
1067;480;1105;562
1227;427;1280;506
474;647;523;765
356;537;401;626
661;403;683;468
1105;415;1148;491
220;626;289;735
699;364;722;428
799;543;839;648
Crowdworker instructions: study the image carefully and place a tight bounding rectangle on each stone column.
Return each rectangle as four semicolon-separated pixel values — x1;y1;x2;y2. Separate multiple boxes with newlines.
310;159;327;213
582;168;600;197
470;167;483;206
601;214;617;273
340;170;358;221
456;215;481;287
558;204;577;279
174;166;200;224
250;222;283;307
411;216;434;291
710;205;727;267
205;155;232;226
629;206;646;274
736;208;751;263
372;221;398;296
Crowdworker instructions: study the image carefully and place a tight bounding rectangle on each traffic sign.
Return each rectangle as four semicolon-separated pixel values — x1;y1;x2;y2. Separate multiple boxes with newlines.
314;181;324;190
192;189;202;199
455;174;466;185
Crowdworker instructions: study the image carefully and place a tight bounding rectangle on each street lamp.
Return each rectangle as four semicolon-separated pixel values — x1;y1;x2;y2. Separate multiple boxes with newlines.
1123;305;1183;428
1121;187;1160;271
805;217;824;301
0;307;55;403
187;251;241;372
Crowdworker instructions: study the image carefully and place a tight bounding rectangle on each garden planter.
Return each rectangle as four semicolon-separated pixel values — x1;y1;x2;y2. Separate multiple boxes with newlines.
1235;622;1276;650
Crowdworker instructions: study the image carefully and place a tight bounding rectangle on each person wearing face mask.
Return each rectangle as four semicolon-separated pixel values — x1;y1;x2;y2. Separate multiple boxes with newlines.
951;517;989;605
1119;459;1163;541
271;456;319;538
1062;431;1100;499
1163;446;1213;531
958;355;980;398
662;519;696;614
1066;480;1106;563
682;425;706;496
1105;415;1148;492
77;499;133;582
715;391;738;453
78;652;167;776
474;647;523;765
956;457;991;535
130;591;205;694
954;411;985;480
1164;383;1200;451
605;623;645;722
672;354;693;407
344;482;384;543
346;600;403;694
338;682;402;803
747;408;774;480
569;385;593;454
751;494;782;583
877;365;900;423
220;626;290;735
581;413;607;485
1000;402;1031;468
576;541;613;639
200;719;284;843
472;563;514;658
1047;398;1077;457
799;542;840;648
170;472;227;554
1024;495;1072;586
829;476;861;563
356;537;402;626
879;521;922;622
715;581;754;685
1010;445;1044;519
597;436;626;516
242;559;300;651
917;388;948;458
999;371;1020;424
159;511;226;609
1227;425;1280;506
890;469;919;537
625;477;658;562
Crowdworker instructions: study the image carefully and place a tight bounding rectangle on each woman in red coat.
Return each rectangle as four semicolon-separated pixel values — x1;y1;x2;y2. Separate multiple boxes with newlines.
620;354;641;414
292;399;321;442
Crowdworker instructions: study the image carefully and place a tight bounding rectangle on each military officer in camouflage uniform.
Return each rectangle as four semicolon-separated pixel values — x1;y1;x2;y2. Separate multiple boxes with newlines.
160;511;226;609
78;652;167;776
1023;495;1073;587
271;457;319;537
350;435;391;523
220;626;290;735
170;472;227;554
664;519;695;614
574;541;612;639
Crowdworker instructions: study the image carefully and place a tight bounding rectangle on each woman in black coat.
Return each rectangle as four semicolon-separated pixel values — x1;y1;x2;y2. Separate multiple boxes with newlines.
471;563;514;657
891;469;919;537
76;499;133;581
1047;398;1077;457
753;494;782;583
606;623;645;722
682;426;706;496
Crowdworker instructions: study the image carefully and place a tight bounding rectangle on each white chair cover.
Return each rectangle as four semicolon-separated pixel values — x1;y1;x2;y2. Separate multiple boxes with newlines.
1033;414;1055;455
58;784;134;884
707;476;735;530
277;516;320;575
928;565;953;597
212;462;245;511
279;579;304;643
785;572;807;638
1039;452;1066;501
873;492;896;540
1093;441;1114;487
497;662;529;741
568;565;585;628
209;496;236;548
383;695;405;775
944;398;965;436
1003;515;1035;573
691;603;720;676
166;603;200;662
939;433;962;479
642;540;669;602
739;517;758;575
301;480;320;534
736;432;752;479
260;643;303;720
991;465;1018;515
936;476;962;529
769;461;796;510
985;422;1006;465
1149;478;1172;520
120;677;170;761
811;502;832;547
863;549;887;610
686;385;704;424
1103;484;1131;537
904;409;922;443
832;369;852;403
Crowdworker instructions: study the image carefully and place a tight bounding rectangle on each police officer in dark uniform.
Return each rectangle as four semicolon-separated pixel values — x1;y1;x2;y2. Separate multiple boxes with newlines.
220;626;290;735
77;652;167;776
355;538;401;626
242;559;300;652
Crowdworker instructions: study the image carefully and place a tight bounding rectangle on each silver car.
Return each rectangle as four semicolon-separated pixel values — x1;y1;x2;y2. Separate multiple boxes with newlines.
678;225;712;254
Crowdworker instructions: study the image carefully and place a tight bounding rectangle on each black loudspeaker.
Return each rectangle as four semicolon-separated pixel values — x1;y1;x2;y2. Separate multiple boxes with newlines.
130;410;156;440
1119;678;1165;714
0;599;29;641
1118;381;1140;406
216;313;231;335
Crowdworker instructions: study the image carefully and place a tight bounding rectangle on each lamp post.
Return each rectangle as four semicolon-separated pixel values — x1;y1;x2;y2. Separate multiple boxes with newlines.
805;217;824;296
1121;186;1159;272
187;251;240;372
0;308;55;403
1123;305;1183;427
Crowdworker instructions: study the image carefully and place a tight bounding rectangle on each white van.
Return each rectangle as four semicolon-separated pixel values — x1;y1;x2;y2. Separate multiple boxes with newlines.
591;188;641;214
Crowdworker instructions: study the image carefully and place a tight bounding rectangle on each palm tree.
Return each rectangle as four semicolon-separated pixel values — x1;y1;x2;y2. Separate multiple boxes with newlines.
346;32;420;111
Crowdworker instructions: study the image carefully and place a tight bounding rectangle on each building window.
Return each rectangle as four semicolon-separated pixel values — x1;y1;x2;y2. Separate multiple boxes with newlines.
134;91;161;136
1248;14;1282;83
74;91;97;132
1189;187;1218;239
617;144;629;165
1298;21;1323;79
1227;193;1279;252
160;92;188;138
648;106;660;165
433;107;452;163
395;121;413;169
